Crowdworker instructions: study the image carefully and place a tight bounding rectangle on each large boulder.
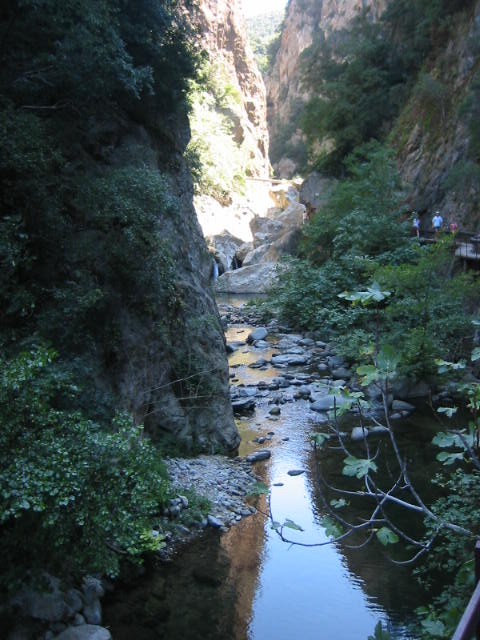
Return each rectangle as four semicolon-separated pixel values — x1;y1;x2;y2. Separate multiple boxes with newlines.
269;183;299;209
260;228;303;262
249;216;284;248
273;201;306;228
242;243;273;266
214;262;281;294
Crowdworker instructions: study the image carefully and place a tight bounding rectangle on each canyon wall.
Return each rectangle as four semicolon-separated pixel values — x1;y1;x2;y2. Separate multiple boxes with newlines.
266;0;385;178
192;0;270;177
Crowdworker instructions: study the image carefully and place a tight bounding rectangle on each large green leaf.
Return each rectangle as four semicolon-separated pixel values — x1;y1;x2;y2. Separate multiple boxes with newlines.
339;282;391;306
436;406;458;418
330;498;348;509
376;345;400;374
321;516;344;538
283;518;304;532
436;451;465;465
310;432;330;447
435;358;466;374
472;347;480;362
376;526;399;546
420;618;446;636
356;364;378;386
343;456;378;478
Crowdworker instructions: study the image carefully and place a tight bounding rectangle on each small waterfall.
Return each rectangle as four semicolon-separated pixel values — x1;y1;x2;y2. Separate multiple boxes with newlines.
231;256;239;270
211;260;219;281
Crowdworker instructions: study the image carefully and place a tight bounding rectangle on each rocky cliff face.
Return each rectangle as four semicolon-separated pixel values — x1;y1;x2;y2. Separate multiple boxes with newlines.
100;109;239;453
267;0;479;227
191;0;270;177
393;1;480;228
266;0;385;177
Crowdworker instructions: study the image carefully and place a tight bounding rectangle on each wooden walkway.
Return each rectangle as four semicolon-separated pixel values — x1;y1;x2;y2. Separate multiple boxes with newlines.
420;230;480;261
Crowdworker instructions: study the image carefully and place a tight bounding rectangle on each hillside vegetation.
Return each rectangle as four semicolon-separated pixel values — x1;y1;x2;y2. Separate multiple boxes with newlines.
0;0;203;591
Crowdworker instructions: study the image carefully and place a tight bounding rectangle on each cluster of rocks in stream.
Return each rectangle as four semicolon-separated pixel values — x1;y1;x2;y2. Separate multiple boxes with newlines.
164;456;259;534
221;302;419;429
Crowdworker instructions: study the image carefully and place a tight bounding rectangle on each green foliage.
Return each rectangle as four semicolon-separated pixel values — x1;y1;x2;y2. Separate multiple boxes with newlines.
301;12;404;174
300;0;475;173
0;348;169;592
376;241;476;378
245;11;285;73
414;468;480;638
186;60;252;200
342;456;378;479
321;516;344;538
376;527;399;546
0;0;201;589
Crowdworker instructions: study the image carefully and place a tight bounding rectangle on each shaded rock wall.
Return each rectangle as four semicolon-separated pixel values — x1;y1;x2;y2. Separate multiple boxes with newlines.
393;1;480;229
105;110;239;453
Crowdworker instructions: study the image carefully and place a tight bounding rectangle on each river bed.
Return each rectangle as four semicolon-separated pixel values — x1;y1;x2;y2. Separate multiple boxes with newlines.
103;308;448;640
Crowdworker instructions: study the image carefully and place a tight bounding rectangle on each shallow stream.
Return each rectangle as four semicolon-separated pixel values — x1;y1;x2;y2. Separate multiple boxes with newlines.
104;312;449;640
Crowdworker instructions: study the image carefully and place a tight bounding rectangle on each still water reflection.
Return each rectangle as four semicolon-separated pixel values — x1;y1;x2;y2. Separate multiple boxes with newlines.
104;320;441;639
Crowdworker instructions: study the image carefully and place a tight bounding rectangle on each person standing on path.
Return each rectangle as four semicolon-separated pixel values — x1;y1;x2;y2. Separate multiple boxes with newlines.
412;213;420;238
432;211;443;236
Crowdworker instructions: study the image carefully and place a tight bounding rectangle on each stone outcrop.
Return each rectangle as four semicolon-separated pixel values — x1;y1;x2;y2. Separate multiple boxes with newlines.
213;182;304;293
265;0;385;177
102;116;239;453
191;0;270;177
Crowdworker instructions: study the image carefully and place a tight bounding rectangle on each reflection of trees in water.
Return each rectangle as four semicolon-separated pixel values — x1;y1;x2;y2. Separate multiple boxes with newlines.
221;498;268;638
103;503;267;640
306;415;446;624
104;532;237;640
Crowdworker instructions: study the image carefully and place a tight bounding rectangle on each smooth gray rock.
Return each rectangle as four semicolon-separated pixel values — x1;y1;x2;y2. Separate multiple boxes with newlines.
391;399;415;412
246;449;271;463
331;367;351;380
287;469;305;476
82;578;104;605
351;426;368;441
54;625;111;640
247;327;268;343
310;395;347;412
232;397;256;414
82;599;102;626
271;354;309;366
207;514;224;528
65;590;83;617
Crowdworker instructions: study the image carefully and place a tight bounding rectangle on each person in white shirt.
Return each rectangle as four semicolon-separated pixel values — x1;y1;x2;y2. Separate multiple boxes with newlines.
432;211;443;234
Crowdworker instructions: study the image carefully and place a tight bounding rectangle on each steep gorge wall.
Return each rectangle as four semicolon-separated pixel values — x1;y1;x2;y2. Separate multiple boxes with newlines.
192;0;270;177
392;1;480;228
108;111;239;453
267;0;480;226
266;0;385;177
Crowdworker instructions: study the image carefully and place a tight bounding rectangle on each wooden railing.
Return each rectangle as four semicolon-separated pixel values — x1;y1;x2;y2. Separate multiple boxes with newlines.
419;230;480;261
452;541;480;640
